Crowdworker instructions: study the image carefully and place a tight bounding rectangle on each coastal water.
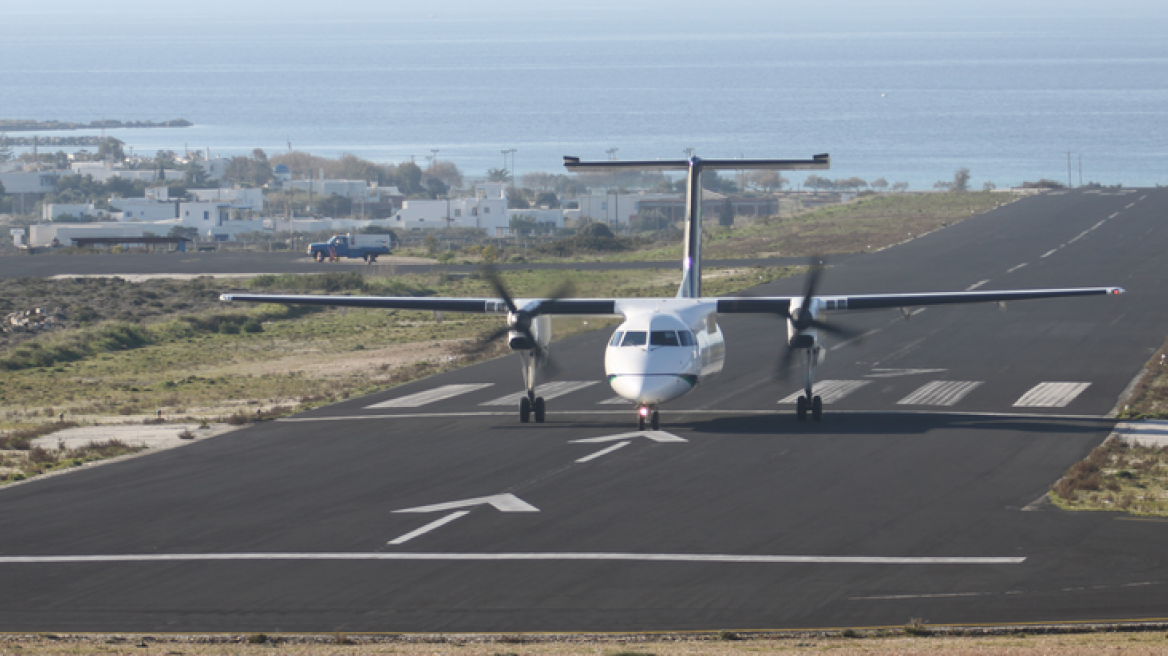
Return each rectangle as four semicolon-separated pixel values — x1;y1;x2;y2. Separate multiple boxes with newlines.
2;1;1167;189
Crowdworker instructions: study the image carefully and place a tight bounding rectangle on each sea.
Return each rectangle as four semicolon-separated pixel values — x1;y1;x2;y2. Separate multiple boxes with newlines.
2;0;1167;189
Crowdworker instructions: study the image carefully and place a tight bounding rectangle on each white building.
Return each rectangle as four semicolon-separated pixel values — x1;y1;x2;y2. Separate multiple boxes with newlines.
29;222;149;247
389;196;509;231
562;192;679;225
284;178;379;201
109;197;177;222
0;169;64;194
66;161;181;183
42;203;108;222
189;187;265;209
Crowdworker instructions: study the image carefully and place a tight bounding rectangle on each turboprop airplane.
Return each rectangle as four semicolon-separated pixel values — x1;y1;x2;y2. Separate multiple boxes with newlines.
221;153;1123;429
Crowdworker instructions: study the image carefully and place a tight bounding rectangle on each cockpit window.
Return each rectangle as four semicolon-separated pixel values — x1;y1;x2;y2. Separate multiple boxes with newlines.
650;330;680;346
620;331;647;347
609;331;624;347
678;330;696;346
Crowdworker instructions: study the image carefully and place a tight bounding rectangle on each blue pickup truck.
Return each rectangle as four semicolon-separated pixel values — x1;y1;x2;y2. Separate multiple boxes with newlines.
307;234;392;263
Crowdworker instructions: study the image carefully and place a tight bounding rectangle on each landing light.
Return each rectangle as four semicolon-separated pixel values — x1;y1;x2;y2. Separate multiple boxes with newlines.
639;406;651;417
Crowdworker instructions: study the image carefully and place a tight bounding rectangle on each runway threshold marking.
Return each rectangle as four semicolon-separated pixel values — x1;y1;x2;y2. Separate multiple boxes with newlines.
1014;382;1091;408
0;553;1026;565
778;380;870;404
481;380;599;406
366;383;493;408
898;381;982;406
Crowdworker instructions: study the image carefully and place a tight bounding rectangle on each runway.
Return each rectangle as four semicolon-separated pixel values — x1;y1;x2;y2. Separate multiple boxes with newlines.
1;188;1167;632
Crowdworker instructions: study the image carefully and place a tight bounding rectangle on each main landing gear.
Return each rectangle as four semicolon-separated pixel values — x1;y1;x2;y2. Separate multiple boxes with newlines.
795;346;824;422
519;391;546;424
637;405;660;431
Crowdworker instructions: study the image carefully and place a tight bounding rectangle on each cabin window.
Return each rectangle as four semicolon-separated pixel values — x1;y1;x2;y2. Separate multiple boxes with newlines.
678;330;696;346
620;331;647;347
650;330;680;347
608;331;624;347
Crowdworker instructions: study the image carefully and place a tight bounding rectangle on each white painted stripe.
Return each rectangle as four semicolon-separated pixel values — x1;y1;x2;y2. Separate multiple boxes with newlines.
1040;249;1058;258
898;381;982;406
1006;262;1028;273
481;380;599;406
576;441;631;463
598;396;632;405
1013;382;1091;408
0;553;1025;565
274;408;1110;422
779;380;871;404
966;279;990;290
366;383;494;408
388;511;469;545
1109;212;1120;219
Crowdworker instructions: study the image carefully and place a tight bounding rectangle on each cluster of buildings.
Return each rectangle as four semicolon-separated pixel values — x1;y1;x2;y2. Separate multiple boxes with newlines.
3;156;784;250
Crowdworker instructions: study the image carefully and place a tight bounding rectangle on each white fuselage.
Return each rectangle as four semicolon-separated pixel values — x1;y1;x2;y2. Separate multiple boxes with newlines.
603;302;725;406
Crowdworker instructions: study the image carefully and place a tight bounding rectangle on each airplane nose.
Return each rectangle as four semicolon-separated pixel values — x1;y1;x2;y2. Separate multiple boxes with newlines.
609;375;694;404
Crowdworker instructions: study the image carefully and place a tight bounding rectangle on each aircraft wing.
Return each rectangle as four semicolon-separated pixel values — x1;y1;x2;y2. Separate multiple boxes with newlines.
220;293;620;316
715;286;1124;314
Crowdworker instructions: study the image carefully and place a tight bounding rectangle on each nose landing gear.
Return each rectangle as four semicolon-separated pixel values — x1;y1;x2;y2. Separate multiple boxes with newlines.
637;405;660;431
795;394;823;421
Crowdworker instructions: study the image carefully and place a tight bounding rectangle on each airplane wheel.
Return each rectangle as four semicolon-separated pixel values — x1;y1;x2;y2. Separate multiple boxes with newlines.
519;396;531;423
796;395;808;421
650;411;660;431
534;396;546;423
811;395;823;421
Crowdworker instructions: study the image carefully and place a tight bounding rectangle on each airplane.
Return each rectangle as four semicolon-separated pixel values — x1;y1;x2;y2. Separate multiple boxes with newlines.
221;153;1124;429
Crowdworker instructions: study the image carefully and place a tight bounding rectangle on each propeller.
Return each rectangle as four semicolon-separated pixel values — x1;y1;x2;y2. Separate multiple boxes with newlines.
775;257;859;379
468;267;574;378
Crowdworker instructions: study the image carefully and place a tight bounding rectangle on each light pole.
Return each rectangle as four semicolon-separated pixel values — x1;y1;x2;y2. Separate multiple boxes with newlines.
506;148;517;187
683;147;695;158
606;148;618;161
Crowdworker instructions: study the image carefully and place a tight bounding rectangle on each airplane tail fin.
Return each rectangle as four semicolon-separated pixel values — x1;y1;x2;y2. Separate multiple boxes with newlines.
562;154;830;299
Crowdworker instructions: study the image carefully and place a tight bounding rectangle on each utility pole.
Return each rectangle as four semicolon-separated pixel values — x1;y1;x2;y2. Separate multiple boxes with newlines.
683;147;695;158
606;148;618;161
1079;153;1083;187
1067;151;1073;188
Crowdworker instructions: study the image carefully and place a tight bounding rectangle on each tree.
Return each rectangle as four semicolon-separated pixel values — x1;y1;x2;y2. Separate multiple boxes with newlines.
535;191;559;208
952;167;971;192
718;198;734;227
184;160;208;187
933;180;953;191
749;171;787;192
316;193;352;217
424;161;463;190
701;171;737;193
983;181;997;191
509;215;538;236
486;168;511;183
0;178;6;198
0;133;12;163
424;177;449;199
805;174;831;194
577;222;615;239
892;181;910;193
423;233;439;256
870;178;889;193
507;187;531;209
395;161;424;195
96;138;126;162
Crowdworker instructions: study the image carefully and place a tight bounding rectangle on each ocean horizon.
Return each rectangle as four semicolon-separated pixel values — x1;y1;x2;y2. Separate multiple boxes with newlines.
3;0;1166;189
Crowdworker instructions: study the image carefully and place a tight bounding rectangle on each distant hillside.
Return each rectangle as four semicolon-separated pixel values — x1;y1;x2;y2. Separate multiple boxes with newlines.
0;118;192;132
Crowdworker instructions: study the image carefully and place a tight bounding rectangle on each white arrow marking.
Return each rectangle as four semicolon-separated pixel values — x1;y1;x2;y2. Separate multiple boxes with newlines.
570;430;687;444
388;511;469;545
576;441;631;463
393;493;539;514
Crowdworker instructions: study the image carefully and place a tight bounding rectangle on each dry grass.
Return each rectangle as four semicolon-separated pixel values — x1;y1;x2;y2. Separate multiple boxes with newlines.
1049;438;1168;515
3;629;1168;655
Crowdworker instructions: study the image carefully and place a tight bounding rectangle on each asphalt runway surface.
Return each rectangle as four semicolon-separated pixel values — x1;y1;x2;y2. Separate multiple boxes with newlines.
2;187;1168;632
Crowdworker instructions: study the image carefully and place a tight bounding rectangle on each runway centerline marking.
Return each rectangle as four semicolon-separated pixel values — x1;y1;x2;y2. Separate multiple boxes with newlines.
0;553;1027;565
576;441;631;463
1006;262;1029;274
966;279;990;290
388;511;469;545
